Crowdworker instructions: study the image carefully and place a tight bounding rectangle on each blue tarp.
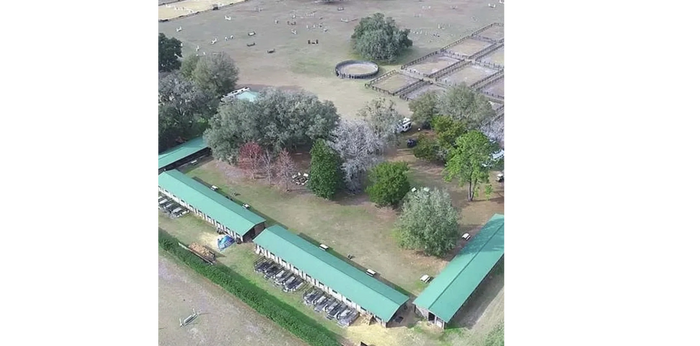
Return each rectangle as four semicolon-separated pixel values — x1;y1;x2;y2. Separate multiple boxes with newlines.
218;235;235;251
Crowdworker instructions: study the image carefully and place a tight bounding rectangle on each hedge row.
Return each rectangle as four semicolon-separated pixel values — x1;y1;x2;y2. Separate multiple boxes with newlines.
158;229;341;346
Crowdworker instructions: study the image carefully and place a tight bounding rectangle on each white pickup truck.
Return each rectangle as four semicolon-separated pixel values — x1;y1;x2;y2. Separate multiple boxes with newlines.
396;118;412;133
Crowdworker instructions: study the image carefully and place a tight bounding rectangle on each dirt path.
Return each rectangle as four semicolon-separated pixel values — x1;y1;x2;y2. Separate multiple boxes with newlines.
158;253;308;346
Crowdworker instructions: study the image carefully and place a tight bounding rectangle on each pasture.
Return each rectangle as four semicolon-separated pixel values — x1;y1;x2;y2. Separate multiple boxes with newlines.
158;252;308;346
159;0;504;118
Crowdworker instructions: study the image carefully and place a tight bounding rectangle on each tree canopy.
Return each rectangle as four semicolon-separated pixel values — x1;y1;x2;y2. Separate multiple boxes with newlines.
444;131;501;201
408;90;440;127
191;52;240;98
204;88;339;163
327;119;385;193
351;13;412;63
307;140;344;199
366;162;411;207
180;54;200;80
158;72;214;152
394;188;460;257
159;33;182;72
437;83;495;129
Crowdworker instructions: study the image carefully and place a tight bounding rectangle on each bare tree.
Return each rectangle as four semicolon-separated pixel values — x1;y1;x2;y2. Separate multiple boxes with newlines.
327;119;385;193
238;141;263;178
275;149;297;191
357;98;404;146
259;150;276;185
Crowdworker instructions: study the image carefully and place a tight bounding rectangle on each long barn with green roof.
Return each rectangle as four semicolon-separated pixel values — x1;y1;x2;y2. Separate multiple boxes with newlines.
158;136;210;173
413;214;504;328
158;170;266;242
253;225;410;327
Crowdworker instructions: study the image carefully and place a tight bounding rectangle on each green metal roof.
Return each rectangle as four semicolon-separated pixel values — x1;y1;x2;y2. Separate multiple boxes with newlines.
158;136;207;170
413;214;504;322
254;225;409;321
158;170;265;235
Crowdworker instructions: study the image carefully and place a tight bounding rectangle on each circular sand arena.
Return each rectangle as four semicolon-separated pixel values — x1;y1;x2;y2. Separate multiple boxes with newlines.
335;60;379;79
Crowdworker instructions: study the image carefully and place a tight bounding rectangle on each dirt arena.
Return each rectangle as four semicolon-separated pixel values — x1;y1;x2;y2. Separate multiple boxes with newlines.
479;46;504;66
159;253;307;346
476;24;504;41
159;0;503;118
445;37;491;57
338;62;378;75
404;83;447;100
159;0;247;21
372;72;420;93
439;63;498;86
481;77;504;97
405;53;461;76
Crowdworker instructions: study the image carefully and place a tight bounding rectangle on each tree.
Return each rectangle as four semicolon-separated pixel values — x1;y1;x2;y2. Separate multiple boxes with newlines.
327;119;385;193
357;98;404;146
192;52;239;98
259;150;276;185
204;88;339;162
432;116;468;153
238;141;263;178
158;72;214;152
394;188;459;257
412;134;441;162
366;162;411;207
437;83;495;129
180;54;200;80
444;131;500;201
351;13;412;62
307;140;343;199
159;33;182;72
408;91;439;127
275;149;297;191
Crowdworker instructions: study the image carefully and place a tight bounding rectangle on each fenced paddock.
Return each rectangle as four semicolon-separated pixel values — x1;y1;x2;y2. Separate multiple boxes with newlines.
439;63;498;87
402;83;447;100
478;46;504;66
335;60;379;79
445;38;492;58
367;71;420;95
480;76;504;99
402;53;462;77
158;0;246;21
475;24;504;42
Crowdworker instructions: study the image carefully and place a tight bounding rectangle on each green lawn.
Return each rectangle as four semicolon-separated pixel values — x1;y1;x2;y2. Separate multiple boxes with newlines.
182;160;444;296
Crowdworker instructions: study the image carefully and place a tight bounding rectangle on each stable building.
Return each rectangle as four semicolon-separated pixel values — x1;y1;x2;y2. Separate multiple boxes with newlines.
253;225;409;327
158;136;210;173
413;214;504;329
158;170;266;242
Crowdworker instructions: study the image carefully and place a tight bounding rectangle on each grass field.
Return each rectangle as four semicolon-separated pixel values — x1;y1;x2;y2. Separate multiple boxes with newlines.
477;25;504;41
159;0;503;119
158;251;308;346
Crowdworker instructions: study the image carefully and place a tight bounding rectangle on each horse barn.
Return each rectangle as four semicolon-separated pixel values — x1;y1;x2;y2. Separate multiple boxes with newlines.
158;170;266;242
158;136;210;173
413;214;504;329
253;225;410;327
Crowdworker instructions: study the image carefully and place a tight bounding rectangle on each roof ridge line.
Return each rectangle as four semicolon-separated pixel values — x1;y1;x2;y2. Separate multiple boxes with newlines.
426;221;504;311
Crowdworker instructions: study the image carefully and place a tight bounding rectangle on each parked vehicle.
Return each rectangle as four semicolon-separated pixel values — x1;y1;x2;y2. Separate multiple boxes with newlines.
287;278;304;292
327;303;346;320
324;300;340;313
263;265;280;279
314;296;330;312
303;289;322;304
255;261;272;273
273;269;287;281
339;309;359;327
276;272;294;286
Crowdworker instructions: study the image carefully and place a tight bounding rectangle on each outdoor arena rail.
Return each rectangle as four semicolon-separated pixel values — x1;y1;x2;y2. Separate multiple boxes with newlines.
470;22;503;37
397;81;434;101
471;70;505;89
400;50;443;71
334;60;380;79
428;59;470;79
365;69;398;87
472;43;504;63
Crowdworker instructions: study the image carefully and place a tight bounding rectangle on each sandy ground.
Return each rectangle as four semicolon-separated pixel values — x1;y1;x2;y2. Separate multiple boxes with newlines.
440;63;497;86
479;46;504;66
159;0;503;119
158;253;307;346
159;0;247;21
